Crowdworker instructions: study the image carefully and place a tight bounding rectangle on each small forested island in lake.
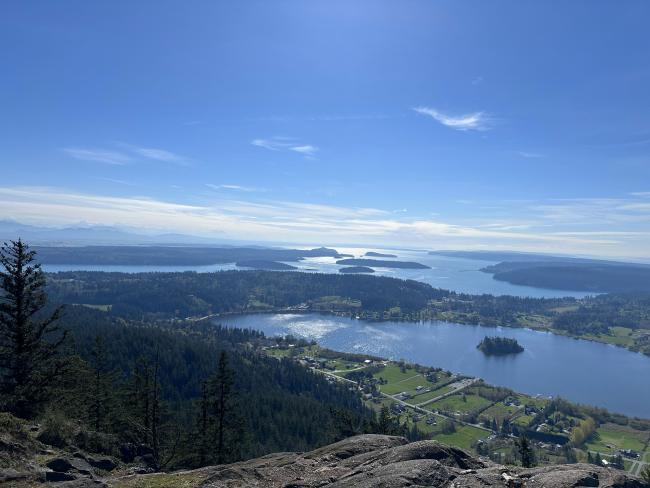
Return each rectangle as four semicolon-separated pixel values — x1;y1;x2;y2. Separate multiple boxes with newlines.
477;336;524;355
339;266;375;274
365;251;397;258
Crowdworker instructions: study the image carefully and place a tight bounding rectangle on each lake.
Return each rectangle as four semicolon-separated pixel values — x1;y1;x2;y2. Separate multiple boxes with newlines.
219;313;650;419
43;247;592;298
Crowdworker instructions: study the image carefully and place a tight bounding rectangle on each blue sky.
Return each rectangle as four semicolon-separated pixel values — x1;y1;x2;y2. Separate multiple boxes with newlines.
1;1;650;257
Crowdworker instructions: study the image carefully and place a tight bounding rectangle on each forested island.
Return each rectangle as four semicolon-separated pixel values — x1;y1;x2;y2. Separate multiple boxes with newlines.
339;266;375;274
235;260;297;270
336;258;430;269
477;336;524;355
365;251;397;258
483;261;650;293
430;250;650;293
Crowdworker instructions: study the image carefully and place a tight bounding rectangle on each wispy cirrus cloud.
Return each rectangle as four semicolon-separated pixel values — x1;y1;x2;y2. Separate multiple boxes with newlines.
413;107;493;131
63;147;132;165
206;183;262;193
289;145;318;156
63;143;190;166
252;137;319;158
117;143;191;166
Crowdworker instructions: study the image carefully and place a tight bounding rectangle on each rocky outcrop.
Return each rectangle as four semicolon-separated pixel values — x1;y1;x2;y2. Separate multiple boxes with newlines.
121;435;645;488
3;433;645;487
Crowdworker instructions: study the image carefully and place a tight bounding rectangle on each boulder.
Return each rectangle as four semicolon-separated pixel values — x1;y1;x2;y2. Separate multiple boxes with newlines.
46;457;74;472
46;455;94;475
0;468;29;482
45;470;77;482
119;443;136;463
87;454;118;471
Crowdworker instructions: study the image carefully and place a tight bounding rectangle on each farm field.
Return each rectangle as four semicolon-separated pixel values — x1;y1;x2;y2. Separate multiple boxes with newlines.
429;393;492;413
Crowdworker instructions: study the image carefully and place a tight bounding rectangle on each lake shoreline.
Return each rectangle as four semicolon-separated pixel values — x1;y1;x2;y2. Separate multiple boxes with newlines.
218;312;650;419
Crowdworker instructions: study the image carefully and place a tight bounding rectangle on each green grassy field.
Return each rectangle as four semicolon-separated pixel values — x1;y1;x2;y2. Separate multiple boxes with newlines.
429;393;492;413
431;425;488;450
514;393;549;409
380;375;428;395
512;413;534;427
373;364;419;383
585;424;648;454
479;403;519;424
404;385;456;405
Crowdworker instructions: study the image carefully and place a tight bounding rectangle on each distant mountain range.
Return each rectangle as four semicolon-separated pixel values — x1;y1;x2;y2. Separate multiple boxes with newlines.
0;220;243;246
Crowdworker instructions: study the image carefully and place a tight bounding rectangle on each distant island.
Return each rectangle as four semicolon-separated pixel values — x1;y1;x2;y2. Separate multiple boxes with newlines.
235;260;297;271
339;266;375;274
482;261;650;293
477;336;524;356
336;258;430;269
30;245;346;266
364;251;397;258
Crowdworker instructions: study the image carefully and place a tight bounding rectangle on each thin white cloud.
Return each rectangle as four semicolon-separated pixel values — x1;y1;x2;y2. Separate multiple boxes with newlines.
118;143;190;166
93;177;137;186
206;184;261;193
63;148;132;165
64;144;190;166
251;137;319;157
290;145;318;156
413;107;492;131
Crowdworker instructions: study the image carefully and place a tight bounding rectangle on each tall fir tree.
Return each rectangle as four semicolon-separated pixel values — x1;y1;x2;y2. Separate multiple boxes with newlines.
517;434;536;468
210;350;240;464
88;336;117;431
0;239;68;419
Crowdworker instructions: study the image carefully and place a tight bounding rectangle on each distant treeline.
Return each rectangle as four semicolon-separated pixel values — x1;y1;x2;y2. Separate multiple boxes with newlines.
45;270;650;355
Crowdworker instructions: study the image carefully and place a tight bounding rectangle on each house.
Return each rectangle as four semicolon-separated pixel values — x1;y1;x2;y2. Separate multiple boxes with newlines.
621;449;640;459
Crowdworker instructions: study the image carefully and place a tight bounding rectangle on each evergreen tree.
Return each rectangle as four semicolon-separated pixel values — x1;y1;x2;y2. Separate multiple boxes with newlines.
595;452;602;466
377;405;393;434
197;380;210;466
0;239;68;418
209;351;241;464
612;454;624;470
562;444;577;464
128;356;153;444
88;336;116;431
517;434;535;468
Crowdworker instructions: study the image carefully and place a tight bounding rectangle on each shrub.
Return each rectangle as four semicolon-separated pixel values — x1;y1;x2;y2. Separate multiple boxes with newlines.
37;411;77;448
